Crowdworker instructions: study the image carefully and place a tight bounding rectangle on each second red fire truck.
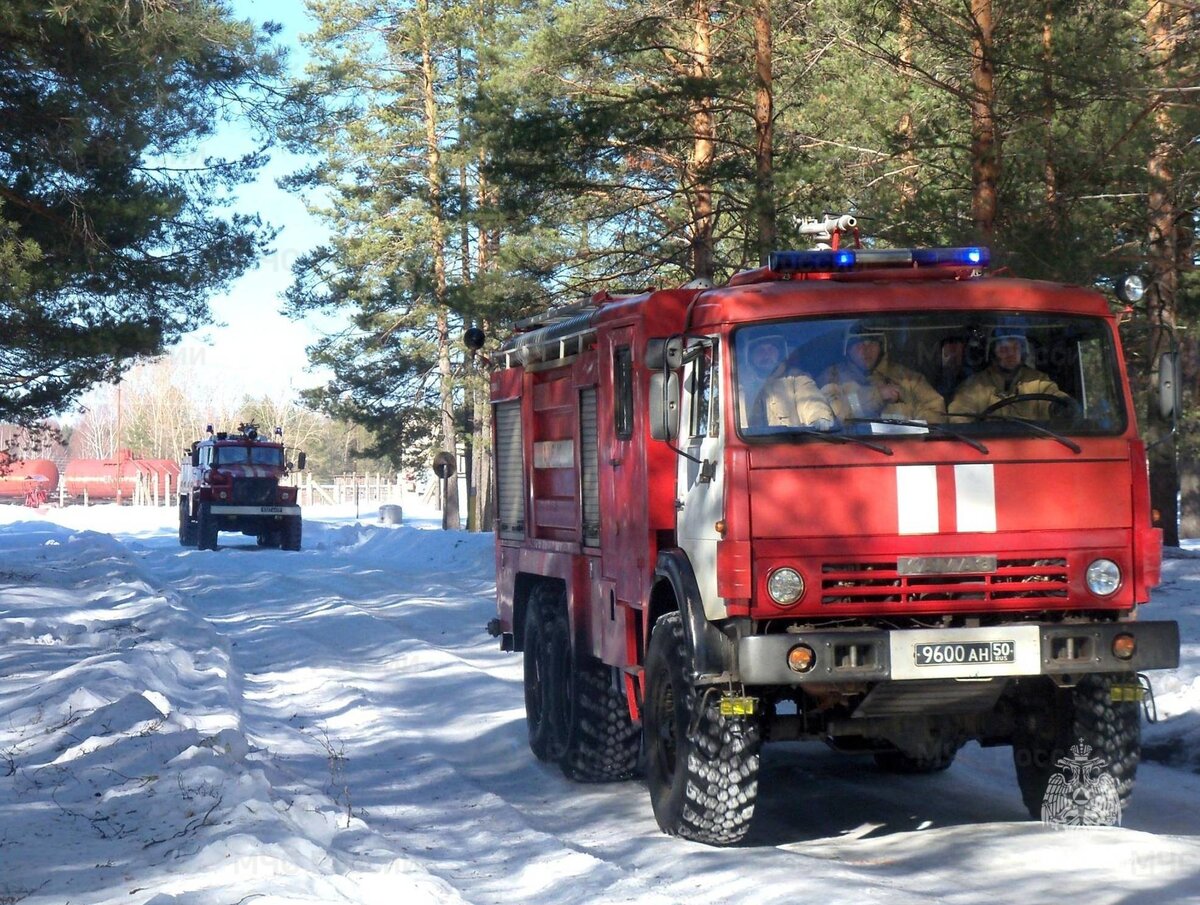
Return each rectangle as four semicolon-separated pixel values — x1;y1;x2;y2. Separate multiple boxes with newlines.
484;224;1179;844
178;424;306;551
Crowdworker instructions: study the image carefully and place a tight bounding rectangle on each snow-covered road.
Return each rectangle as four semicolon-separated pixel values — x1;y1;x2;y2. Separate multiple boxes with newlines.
1;505;1199;904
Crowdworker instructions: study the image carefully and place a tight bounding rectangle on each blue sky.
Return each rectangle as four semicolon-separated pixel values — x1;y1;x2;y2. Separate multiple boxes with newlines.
176;1;331;401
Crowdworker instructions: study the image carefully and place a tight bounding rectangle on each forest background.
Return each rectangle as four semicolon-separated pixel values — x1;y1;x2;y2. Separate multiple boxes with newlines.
1;0;1198;537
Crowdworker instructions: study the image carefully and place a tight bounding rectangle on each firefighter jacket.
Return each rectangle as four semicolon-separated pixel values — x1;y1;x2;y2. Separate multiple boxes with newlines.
758;373;837;429
820;358;946;423
948;364;1071;421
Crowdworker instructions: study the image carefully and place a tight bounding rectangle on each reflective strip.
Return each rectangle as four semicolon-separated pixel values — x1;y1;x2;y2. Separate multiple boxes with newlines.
954;464;997;533
896;465;939;535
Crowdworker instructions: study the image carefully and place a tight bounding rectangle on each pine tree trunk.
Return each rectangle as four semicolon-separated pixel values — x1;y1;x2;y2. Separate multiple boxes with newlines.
420;0;460;530
1146;0;1180;546
969;0;997;241
1042;3;1058;218
689;0;715;281
476;160;496;532
752;0;774;262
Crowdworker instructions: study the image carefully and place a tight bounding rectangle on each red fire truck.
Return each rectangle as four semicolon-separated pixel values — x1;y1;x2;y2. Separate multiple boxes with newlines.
178;424;306;551
484;226;1179;844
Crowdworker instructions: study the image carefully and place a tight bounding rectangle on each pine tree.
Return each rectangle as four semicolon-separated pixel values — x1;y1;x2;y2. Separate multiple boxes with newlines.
0;0;288;425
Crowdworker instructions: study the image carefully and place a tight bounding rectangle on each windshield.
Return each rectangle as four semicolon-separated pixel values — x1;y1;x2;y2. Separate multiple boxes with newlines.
214;446;284;466
734;313;1126;440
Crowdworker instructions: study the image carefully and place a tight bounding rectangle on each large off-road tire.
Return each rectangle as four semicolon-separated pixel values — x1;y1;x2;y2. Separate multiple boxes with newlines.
177;498;198;547
281;516;302;551
561;654;641;782
197;502;218;551
523;587;570;762
1012;674;1141;821
643;612;760;846
522;583;640;780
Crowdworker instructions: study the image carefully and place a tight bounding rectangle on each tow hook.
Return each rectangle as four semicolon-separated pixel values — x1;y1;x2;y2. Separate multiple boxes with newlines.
1137;673;1159;723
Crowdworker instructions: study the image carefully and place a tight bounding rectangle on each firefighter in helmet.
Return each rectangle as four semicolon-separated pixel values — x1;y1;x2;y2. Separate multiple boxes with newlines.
948;320;1073;421
820;322;946;423
742;334;836;431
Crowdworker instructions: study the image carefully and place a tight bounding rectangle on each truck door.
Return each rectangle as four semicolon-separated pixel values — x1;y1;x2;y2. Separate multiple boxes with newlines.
676;337;725;617
600;326;648;613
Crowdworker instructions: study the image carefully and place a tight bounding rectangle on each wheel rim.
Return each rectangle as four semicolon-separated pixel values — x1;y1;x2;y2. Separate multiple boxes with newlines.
648;664;678;785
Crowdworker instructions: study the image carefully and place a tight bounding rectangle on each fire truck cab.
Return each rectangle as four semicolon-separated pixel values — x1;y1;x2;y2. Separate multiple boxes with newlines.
487;233;1179;844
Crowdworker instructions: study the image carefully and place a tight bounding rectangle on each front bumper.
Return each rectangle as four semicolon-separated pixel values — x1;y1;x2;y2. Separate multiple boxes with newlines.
737;620;1179;685
210;505;301;517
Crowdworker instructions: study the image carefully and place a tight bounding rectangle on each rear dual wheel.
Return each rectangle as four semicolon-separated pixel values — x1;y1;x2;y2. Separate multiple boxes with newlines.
522;584;639;781
177;498;198;547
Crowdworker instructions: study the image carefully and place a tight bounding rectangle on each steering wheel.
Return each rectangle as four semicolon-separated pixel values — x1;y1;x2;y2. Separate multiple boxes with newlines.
980;392;1081;419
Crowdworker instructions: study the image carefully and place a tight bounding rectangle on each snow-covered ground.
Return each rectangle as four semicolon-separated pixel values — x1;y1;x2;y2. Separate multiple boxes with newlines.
0;503;1198;905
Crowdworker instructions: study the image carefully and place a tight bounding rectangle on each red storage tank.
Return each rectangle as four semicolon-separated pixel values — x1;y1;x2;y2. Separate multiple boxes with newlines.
0;456;60;503
64;451;181;502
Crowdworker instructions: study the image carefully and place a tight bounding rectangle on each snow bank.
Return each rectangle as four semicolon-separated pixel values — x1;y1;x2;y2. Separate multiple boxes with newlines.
0;510;470;904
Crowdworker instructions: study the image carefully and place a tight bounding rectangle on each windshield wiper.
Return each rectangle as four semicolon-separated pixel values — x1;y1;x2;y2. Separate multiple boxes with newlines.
845;417;989;454
949;413;1081;453
751;425;893;455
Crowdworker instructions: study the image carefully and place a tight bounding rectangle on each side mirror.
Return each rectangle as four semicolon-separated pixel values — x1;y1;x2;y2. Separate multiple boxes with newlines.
645;337;684;371
1159;351;1181;421
296;451;307;471
649;372;680;441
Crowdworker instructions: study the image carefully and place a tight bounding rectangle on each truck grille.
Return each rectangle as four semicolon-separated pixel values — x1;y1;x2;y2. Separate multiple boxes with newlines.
232;477;278;505
820;558;1068;605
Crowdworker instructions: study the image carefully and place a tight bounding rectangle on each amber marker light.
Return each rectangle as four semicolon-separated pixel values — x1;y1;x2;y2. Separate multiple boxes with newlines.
1112;633;1137;660
714;520;727;536
788;644;816;673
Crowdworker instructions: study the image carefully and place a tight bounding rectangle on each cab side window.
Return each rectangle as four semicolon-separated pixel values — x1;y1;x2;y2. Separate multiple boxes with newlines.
614;345;634;440
689;343;719;439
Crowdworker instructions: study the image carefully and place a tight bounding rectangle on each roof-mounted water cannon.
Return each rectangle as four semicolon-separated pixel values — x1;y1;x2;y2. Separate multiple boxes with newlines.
796;214;859;250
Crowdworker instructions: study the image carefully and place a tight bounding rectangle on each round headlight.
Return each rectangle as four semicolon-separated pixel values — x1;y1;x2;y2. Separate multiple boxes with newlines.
1086;559;1121;596
767;568;805;606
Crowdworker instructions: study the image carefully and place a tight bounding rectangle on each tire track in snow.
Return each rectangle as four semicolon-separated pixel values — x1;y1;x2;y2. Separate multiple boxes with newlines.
130;533;685;905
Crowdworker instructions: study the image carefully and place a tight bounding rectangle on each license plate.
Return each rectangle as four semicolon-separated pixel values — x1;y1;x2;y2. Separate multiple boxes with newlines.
889;625;1041;680
914;640;1015;667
